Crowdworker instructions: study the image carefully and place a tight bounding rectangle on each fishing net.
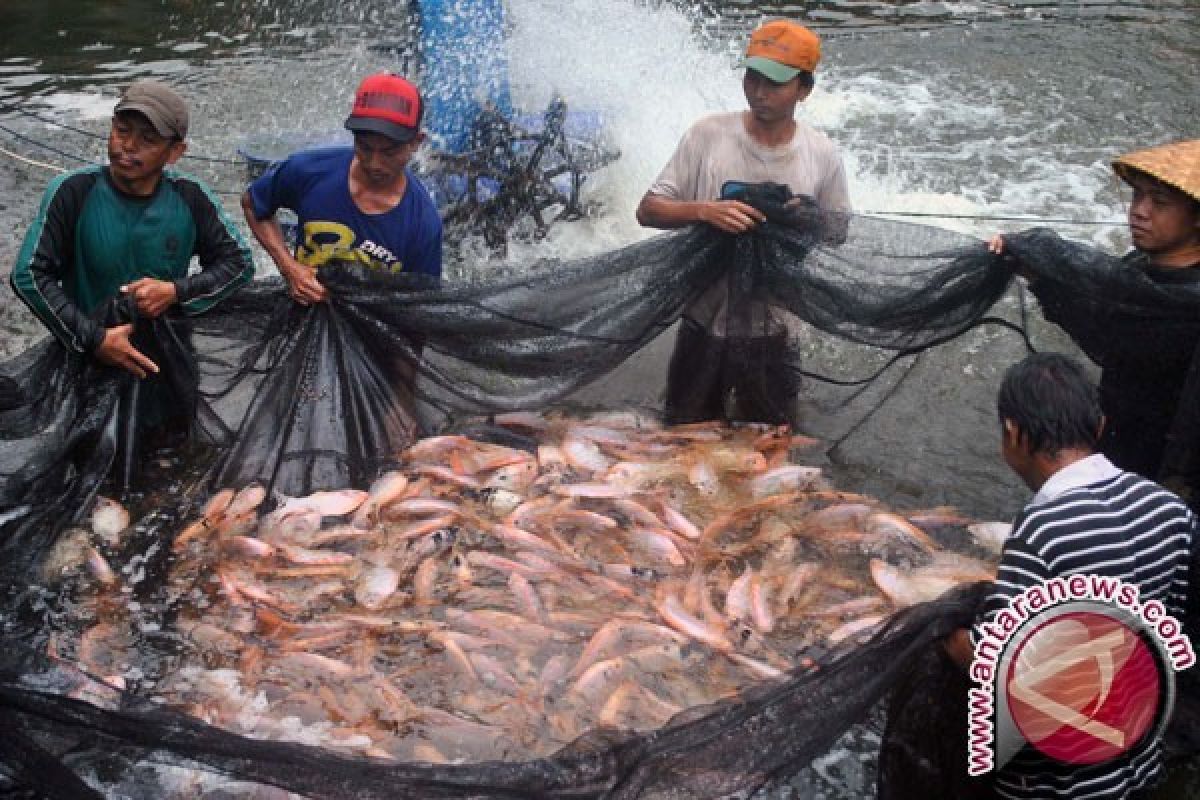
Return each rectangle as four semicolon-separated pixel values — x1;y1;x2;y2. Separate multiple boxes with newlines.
1002;228;1200;505
0;212;1196;798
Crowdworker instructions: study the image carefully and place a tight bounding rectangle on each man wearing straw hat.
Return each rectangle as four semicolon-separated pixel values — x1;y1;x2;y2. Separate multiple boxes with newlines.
990;139;1200;508
635;19;851;427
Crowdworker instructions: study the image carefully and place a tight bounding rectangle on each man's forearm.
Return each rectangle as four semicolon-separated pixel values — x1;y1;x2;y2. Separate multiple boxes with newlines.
636;193;705;229
11;263;104;354
173;185;255;314
240;192;295;272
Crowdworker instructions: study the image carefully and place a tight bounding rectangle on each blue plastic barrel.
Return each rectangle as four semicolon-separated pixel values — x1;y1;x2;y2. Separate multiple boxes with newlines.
416;0;513;154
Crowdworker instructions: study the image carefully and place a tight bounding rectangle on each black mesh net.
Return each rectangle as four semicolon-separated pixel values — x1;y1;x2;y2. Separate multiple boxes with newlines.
0;215;1196;798
1004;228;1200;502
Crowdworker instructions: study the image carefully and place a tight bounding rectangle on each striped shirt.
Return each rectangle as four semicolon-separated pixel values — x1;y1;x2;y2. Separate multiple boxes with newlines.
975;455;1195;799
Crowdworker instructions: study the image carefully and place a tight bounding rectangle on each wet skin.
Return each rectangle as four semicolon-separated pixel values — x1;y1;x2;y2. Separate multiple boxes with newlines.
107;111;185;197
349;130;423;212
742;69;811;132
1123;172;1200;266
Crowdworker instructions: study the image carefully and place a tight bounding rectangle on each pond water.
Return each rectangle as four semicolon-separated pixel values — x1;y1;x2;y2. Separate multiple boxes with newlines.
0;2;1194;796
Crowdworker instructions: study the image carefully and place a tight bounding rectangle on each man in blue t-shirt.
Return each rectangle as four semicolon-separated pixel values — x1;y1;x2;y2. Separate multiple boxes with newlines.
242;72;443;304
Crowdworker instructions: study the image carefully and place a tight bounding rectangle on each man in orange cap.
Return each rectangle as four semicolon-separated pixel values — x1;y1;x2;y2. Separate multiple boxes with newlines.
989;140;1200;507
636;19;851;426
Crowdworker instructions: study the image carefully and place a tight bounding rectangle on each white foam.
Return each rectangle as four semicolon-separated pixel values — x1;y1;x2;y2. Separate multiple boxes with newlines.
502;0;744;258
499;0;1128;257
36;91;116;120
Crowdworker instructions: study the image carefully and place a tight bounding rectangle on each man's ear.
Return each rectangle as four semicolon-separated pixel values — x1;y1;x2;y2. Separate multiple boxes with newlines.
1002;418;1026;450
166;140;187;166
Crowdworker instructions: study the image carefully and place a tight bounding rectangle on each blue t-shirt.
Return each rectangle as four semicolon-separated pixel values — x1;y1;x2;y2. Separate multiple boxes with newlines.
247;147;442;280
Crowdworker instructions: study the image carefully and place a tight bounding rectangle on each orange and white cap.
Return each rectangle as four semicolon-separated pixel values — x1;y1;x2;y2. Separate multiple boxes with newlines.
739;20;821;83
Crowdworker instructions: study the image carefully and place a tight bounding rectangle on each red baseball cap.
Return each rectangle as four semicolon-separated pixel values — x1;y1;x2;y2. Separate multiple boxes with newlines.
345;73;423;143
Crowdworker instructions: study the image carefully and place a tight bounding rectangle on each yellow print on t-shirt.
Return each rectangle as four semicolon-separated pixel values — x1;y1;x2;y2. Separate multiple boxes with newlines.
295;221;405;273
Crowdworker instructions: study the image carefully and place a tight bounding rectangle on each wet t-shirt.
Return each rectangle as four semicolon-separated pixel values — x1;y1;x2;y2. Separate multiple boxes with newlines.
647;111;850;211
247;146;442;280
646;112;850;335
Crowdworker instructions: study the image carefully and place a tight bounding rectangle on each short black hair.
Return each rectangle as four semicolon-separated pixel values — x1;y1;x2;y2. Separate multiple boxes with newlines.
997;352;1102;456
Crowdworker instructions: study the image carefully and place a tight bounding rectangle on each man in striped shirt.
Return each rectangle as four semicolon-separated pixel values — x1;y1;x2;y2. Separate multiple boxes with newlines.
946;352;1195;798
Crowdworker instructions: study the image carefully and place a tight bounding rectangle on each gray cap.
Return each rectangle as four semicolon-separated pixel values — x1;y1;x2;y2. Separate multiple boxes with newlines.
114;80;189;140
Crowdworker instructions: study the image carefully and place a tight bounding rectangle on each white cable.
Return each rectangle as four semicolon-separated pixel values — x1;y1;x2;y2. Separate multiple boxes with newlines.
0;142;66;173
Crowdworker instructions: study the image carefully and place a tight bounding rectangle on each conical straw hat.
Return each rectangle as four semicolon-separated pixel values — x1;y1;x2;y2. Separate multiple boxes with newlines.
1112;139;1200;203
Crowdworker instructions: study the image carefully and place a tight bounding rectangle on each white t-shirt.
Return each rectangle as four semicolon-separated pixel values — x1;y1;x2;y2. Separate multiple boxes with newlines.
646;111;851;334
647;111;850;212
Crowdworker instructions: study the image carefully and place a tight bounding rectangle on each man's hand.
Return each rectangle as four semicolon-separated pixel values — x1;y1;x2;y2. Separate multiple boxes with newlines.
987;234;1036;281
121;277;178;318
698;200;767;234
239;191;327;304
944;628;975;670
280;257;329;305
95;324;159;378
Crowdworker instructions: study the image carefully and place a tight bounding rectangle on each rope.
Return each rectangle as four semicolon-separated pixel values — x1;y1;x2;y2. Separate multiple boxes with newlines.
0;123;245;197
861;209;1124;226
0;142;65;173
0;123;94;167
0;102;244;165
0;121;1131;225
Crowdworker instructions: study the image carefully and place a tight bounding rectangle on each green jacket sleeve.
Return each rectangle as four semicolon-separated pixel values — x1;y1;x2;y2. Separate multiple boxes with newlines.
170;175;255;313
9;169;106;354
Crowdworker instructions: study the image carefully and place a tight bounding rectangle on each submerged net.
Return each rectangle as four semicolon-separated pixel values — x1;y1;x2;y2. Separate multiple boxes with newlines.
0;213;1195;798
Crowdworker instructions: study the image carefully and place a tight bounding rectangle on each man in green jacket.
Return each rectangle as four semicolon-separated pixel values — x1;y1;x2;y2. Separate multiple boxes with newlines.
12;80;253;376
10;80;254;479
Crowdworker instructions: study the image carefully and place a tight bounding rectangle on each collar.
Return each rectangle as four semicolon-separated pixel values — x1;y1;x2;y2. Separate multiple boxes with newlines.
1030;453;1121;507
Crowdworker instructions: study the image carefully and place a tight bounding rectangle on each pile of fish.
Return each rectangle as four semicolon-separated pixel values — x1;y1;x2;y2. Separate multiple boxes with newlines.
47;412;1006;764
